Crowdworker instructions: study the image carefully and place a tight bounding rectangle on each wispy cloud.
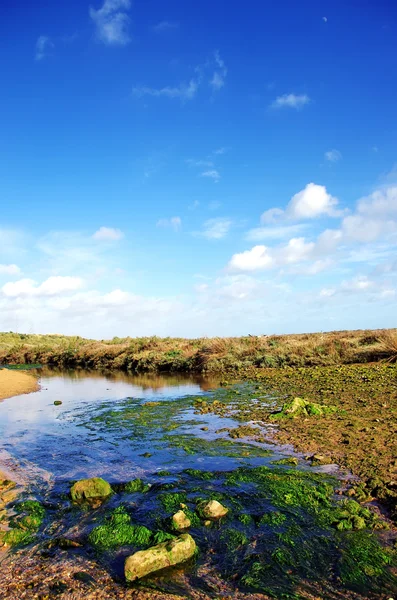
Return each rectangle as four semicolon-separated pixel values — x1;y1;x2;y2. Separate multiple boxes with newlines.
245;224;307;242
0;264;21;276
197;218;232;239
271;93;310;110
132;79;199;101
152;21;179;33
200;169;221;182
213;147;227;155
325;149;342;162
92;227;124;241
133;51;227;103
35;36;54;61
89;0;132;46
186;159;214;168
210;50;227;92
157;217;182;231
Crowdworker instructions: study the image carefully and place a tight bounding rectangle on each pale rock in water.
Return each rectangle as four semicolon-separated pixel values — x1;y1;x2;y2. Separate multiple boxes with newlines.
201;499;228;519
125;533;196;581
172;509;191;530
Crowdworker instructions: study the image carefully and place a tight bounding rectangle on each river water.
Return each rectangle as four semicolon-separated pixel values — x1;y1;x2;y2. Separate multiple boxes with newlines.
0;369;394;599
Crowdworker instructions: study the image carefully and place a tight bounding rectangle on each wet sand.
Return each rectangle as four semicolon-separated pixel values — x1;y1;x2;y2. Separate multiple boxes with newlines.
0;369;39;401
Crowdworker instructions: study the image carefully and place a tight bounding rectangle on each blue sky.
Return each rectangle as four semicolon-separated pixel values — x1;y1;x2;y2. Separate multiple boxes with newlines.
1;0;397;338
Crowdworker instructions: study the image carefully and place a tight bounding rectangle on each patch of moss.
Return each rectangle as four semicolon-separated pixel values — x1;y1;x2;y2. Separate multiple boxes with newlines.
0;499;45;548
339;531;396;591
257;511;287;527
88;506;152;549
124;478;151;493
220;527;249;548
159;492;188;513
183;468;213;480
271;457;299;466
271;397;337;419
152;530;176;544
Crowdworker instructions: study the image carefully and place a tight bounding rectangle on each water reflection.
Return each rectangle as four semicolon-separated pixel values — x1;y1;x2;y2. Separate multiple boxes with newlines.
0;370;223;484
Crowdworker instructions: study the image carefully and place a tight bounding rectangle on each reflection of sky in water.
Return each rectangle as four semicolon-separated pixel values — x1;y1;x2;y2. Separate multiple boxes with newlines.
0;371;342;488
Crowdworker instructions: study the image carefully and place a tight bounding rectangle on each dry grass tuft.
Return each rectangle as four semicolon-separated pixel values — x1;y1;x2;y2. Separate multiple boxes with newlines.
377;330;397;362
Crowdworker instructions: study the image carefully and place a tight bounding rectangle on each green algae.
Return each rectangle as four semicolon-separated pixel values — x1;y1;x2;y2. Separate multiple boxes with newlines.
271;457;299;466
165;434;272;457
159;492;188;513
183;468;213;480
88;506;152;549
0;500;45;548
339;531;395;591
124;478;151;493
270;397;338;419
257;511;287;526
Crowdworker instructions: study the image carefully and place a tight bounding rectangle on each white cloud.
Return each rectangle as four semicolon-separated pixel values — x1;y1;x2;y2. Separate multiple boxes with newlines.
229;245;274;272
200;169;220;182
157;217;182;231
152;21;179;32
261;183;340;223
228;236;316;273
2;276;83;298
210;51;227;92
325;149;342;162
340;186;397;243
213;147;227;155
0;264;21;276
198;218;232;240
132;79;199;101
92;227;124;241
287;183;340;219
278;237;315;264
246;224;307;241
35;36;54;61
271;93;310;110
89;0;131;46
290;258;334;275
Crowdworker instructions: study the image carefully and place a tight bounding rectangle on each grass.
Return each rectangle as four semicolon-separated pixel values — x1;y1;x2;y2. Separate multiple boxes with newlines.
0;328;396;373
378;329;397;362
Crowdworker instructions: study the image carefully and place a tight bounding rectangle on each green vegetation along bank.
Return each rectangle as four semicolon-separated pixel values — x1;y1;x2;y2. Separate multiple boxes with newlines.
0;328;396;373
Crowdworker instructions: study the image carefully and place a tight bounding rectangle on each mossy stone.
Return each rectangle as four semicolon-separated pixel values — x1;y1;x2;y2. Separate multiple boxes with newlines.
125;533;196;581
70;477;112;503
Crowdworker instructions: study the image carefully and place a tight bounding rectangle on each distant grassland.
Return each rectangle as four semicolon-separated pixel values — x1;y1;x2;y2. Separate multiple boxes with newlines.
0;329;396;373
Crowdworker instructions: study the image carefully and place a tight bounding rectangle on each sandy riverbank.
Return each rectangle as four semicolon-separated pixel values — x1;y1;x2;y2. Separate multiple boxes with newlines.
0;369;39;401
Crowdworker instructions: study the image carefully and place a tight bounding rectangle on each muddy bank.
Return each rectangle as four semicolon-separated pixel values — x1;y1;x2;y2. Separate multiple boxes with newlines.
0;369;39;401
205;363;397;522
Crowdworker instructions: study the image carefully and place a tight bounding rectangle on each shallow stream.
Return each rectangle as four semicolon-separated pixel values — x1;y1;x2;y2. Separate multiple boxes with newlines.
0;369;395;599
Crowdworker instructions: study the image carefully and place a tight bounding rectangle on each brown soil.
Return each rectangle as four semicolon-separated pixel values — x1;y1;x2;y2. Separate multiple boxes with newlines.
0;369;39;401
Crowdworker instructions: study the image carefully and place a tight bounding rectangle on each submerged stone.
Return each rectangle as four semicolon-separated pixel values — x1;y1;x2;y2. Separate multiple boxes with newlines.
70;477;112;503
201;499;228;519
124;533;196;582
54;400;62;406
172;510;191;530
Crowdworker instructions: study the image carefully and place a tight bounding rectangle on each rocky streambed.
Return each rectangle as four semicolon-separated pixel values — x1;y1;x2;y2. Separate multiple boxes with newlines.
0;368;396;599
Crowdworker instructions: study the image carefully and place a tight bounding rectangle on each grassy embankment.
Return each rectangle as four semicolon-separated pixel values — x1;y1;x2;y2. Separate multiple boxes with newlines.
0;328;396;373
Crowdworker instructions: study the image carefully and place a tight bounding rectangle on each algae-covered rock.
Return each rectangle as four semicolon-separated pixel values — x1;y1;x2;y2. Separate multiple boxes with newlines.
172;510;191;531
200;499;228;519
70;477;112;503
124;533;196;582
54;400;62;406
272;397;337;419
125;478;151;493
